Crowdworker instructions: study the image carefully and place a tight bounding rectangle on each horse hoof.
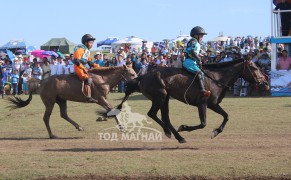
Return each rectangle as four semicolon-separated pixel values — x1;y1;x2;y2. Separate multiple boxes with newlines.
211;130;219;139
165;133;171;139
77;127;84;131
96;117;107;122
50;135;58;139
178;138;186;143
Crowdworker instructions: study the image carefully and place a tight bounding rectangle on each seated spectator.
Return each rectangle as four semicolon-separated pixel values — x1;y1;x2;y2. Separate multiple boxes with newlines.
257;53;271;71
276;50;291;70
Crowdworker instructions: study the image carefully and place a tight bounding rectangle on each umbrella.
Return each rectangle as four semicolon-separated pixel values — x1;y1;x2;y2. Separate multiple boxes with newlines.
31;50;49;58
42;51;58;57
56;52;64;59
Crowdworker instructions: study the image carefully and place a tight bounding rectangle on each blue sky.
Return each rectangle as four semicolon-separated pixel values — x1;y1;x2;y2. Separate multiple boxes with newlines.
0;0;272;49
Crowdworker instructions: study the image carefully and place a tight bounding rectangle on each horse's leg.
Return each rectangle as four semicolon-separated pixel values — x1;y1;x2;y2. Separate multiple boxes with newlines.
43;102;57;139
147;101;172;139
208;104;229;139
160;95;186;143
56;97;84;131
177;104;207;132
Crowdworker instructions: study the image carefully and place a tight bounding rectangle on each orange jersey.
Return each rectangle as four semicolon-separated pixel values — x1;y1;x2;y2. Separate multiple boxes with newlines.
74;47;92;61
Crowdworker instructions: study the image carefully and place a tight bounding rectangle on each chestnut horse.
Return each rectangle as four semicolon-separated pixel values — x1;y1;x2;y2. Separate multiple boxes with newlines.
106;59;269;143
7;65;137;138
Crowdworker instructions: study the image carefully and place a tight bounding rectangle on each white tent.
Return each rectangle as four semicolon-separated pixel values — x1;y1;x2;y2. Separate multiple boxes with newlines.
169;35;191;49
111;36;153;53
209;36;229;42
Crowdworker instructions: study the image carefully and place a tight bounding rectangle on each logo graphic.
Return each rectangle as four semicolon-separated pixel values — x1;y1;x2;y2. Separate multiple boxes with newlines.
98;102;162;142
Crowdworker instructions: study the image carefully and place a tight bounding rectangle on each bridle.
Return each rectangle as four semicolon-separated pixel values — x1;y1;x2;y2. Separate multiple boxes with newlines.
242;60;266;86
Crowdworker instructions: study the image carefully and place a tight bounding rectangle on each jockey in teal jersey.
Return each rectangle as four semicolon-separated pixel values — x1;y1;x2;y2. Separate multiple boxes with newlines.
183;26;211;97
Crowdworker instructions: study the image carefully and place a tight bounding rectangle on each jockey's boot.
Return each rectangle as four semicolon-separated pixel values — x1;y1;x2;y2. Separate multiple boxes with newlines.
196;72;211;97
84;84;98;103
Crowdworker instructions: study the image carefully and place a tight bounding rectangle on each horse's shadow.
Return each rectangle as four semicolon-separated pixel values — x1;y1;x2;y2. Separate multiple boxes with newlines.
43;147;199;152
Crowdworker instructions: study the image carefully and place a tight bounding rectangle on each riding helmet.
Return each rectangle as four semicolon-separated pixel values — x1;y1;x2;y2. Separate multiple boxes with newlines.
190;26;207;37
81;34;96;44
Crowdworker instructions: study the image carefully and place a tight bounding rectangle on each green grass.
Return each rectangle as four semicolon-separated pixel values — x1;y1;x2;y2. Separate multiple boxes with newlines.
0;94;290;179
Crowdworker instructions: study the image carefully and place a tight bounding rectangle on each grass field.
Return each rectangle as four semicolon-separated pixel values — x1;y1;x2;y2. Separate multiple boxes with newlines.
0;93;290;180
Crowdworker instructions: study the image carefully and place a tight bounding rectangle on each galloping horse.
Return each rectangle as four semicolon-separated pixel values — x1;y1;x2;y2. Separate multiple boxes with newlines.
7;65;137;139
106;59;269;143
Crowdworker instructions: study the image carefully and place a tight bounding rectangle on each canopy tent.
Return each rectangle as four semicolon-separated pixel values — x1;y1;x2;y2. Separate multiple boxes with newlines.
97;37;119;47
111;36;153;53
40;38;76;54
170;35;191;43
0;40;36;54
209;36;229;42
169;35;191;49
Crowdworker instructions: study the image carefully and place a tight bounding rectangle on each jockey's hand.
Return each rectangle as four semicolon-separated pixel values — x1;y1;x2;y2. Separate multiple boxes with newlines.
198;61;203;69
83;68;88;74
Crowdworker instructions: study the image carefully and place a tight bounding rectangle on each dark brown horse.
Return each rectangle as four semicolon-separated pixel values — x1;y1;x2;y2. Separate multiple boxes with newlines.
7;65;137;138
109;59;269;143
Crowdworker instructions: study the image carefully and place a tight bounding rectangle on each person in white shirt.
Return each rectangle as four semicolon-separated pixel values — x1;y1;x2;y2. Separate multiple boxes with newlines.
56;56;65;75
116;53;125;66
62;59;71;75
50;58;58;76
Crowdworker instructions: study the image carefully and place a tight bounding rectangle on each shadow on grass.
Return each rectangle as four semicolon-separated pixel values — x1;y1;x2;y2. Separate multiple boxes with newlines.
43;147;199;152
0;137;84;141
114;94;146;101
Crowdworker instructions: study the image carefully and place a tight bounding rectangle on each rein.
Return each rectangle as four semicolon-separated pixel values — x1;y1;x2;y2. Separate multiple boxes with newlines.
200;68;231;88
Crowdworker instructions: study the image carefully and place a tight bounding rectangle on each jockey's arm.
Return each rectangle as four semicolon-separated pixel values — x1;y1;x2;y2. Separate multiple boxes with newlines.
191;49;201;63
87;61;99;69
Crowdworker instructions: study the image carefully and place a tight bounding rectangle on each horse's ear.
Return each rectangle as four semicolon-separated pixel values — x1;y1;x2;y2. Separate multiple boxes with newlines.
123;64;127;69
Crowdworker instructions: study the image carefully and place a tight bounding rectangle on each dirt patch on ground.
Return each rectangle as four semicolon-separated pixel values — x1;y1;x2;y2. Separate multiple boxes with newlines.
35;174;291;180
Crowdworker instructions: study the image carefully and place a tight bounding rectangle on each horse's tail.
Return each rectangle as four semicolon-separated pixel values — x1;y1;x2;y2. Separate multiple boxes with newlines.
6;92;33;110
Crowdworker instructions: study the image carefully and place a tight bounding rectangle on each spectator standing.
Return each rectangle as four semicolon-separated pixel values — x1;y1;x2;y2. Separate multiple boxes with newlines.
137;59;148;76
116;54;125;92
68;54;75;74
32;63;43;80
11;69;19;95
50;58;58;76
103;54;109;67
62;59;71;75
93;52;104;67
134;57;142;73
22;63;32;95
56;56;64;75
42;57;51;80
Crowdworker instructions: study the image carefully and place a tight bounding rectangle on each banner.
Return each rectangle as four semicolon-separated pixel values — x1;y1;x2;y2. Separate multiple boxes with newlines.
271;70;291;96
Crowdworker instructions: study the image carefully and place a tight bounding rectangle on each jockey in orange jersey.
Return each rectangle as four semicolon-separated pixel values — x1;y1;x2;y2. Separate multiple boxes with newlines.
73;34;99;100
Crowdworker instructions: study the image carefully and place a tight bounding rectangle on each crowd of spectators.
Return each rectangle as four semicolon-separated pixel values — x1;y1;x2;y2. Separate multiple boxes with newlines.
1;35;290;97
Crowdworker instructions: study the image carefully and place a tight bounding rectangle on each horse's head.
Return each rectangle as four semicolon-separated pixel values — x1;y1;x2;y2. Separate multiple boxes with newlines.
241;60;270;90
121;64;138;81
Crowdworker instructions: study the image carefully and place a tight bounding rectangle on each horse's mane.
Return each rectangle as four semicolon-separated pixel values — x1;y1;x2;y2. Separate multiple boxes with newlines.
88;66;125;74
203;58;245;69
